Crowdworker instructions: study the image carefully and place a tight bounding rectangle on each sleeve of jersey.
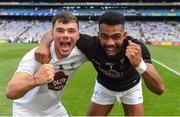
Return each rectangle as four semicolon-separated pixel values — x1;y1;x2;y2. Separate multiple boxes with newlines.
140;43;152;64
76;34;98;59
16;48;40;75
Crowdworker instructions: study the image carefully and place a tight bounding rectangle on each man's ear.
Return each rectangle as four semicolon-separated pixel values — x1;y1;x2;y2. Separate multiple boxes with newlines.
123;31;127;38
98;32;101;37
98;32;100;35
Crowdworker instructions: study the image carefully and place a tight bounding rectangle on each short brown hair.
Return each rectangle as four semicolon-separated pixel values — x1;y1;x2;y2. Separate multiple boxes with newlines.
52;12;79;28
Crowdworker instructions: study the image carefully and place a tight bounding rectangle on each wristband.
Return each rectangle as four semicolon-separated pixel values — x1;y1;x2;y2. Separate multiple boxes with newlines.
135;59;147;74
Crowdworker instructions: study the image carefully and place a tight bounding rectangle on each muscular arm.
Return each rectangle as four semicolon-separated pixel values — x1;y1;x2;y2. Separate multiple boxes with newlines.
6;64;55;99
6;72;37;99
35;32;53;63
126;40;164;95
141;63;164;95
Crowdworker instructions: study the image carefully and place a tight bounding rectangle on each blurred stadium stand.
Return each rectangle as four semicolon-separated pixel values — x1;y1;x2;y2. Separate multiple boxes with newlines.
0;0;179;2
0;0;179;45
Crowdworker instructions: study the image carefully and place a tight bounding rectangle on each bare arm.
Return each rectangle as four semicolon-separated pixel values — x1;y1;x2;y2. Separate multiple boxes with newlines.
6;72;37;99
35;32;53;63
6;64;55;99
126;40;164;95
141;63;164;95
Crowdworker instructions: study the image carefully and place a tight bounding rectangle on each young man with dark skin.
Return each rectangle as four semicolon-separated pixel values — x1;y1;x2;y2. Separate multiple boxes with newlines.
35;12;164;116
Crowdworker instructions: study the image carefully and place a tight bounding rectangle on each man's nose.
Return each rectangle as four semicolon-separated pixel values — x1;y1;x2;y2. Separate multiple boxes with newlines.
106;38;115;45
62;31;69;37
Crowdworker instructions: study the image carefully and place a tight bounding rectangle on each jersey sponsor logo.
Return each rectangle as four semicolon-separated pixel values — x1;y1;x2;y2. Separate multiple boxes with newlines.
48;71;68;91
103;62;124;78
92;58;125;78
99;67;124;78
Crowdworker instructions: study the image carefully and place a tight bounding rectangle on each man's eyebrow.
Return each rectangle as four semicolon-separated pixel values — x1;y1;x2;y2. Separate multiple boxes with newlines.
100;32;108;35
113;33;121;35
68;28;76;30
56;28;64;30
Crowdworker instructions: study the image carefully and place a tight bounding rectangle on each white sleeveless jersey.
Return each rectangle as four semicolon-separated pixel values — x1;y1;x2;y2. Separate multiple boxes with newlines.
14;42;86;112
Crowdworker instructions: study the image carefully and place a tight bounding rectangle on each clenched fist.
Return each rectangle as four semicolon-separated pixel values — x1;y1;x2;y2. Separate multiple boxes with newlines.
34;64;55;85
125;40;142;67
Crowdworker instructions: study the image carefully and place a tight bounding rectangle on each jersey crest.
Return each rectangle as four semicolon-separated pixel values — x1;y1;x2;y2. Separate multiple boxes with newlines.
48;71;68;91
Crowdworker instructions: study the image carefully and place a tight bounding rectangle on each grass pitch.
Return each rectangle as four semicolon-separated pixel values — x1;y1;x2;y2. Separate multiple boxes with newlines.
0;43;180;116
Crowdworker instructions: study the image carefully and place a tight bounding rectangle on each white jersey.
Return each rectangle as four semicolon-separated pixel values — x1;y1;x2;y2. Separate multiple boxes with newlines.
13;42;86;113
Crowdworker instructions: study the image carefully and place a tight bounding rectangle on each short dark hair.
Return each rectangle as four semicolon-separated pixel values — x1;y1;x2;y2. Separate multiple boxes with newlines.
52;12;79;28
98;12;125;27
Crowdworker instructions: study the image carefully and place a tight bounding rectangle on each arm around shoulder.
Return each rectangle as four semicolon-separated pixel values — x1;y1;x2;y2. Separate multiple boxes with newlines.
35;32;53;64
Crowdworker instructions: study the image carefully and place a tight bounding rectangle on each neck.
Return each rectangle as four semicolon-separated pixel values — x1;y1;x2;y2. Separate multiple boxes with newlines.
54;45;63;59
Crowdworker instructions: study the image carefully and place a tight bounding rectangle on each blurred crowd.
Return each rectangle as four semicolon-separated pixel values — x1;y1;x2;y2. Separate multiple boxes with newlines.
0;20;179;43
